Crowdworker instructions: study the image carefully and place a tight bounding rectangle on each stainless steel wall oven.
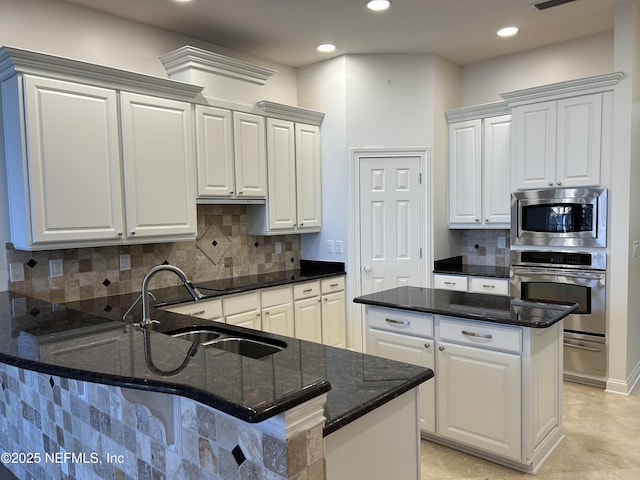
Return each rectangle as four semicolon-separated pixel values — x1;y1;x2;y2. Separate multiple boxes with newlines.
510;250;606;386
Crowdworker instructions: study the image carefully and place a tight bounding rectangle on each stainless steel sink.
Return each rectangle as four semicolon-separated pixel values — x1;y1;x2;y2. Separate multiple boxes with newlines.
166;326;286;359
207;337;284;359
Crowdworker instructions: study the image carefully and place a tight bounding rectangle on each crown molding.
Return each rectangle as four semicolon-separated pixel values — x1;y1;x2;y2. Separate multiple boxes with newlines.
500;72;625;106
257;100;325;125
445;101;510;123
0;46;203;99
160;45;276;86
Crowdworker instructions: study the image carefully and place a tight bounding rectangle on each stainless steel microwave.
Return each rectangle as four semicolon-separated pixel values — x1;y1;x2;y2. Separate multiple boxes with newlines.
511;187;607;248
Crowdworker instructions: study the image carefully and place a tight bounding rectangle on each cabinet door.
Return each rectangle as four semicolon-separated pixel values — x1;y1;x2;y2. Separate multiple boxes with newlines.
262;303;295;337
195;105;235;197
368;328;435;433
23;76;124;243
555;94;602;187
321;291;347;348
294;296;322;343
233;112;267;198
295;123;322;229
437;341;521;460
483;115;511;226
448;119;482;224
511;102;557;190
225;309;262;330
266;118;297;230
120;92;196;238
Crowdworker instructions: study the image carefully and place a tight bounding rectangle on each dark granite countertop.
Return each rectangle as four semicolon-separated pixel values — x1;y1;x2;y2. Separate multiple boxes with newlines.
0;263;433;437
434;256;510;278
354;286;578;328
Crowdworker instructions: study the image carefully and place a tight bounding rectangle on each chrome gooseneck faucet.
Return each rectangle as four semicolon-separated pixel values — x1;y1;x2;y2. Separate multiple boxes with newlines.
139;264;205;376
140;264;204;328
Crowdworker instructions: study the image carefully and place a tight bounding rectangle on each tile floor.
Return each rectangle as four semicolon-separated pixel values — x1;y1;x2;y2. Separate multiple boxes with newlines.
421;381;640;479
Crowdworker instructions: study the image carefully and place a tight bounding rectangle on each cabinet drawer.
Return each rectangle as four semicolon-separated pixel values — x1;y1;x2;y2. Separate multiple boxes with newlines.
438;317;521;353
261;285;293;308
367;306;434;338
433;274;468;292
222;291;260;316
321;276;345;294
469;277;509;296
162;298;222;320
293;281;320;300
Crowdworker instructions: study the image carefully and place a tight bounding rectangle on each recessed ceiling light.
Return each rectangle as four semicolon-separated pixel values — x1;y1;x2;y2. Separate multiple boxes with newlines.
366;0;391;12
497;26;519;37
316;43;336;53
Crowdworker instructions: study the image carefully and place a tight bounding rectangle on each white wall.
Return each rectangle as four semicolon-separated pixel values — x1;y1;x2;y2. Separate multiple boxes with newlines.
608;0;640;393
461;32;614;105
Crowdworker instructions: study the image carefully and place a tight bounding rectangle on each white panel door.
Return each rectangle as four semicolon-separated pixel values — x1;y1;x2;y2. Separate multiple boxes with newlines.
263;303;295;337
359;156;423;294
23;75;124;243
294;297;322;343
195;105;235;197
321;291;347;348
120;92;196;238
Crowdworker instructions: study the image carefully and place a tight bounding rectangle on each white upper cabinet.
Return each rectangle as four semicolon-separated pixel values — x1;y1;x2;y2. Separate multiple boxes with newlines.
233;112;267;198
13;76;125;246
0;47;203;250
503;73;623;191
511;94;602;190
195;105;235;197
247;119;322;235
120;92;196;239
447;105;511;229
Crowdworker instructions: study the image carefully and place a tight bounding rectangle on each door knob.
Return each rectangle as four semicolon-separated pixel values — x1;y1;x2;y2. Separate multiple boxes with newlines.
363;265;374;273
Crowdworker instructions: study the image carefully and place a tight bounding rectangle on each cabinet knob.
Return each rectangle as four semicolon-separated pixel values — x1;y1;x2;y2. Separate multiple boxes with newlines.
556;181;562;186
265;310;269;315
130;232;136;236
438;346;445;352
238;191;243;195
118;232;123;237
300;223;304;227
230;191;234;195
475;218;480;222
485;218;489;222
424;343;431;349
548;182;554;186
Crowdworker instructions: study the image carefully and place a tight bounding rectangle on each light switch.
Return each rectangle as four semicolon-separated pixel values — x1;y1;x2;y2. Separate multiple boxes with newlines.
327;240;334;254
9;263;25;282
119;254;131;271
335;240;343;254
275;242;282;254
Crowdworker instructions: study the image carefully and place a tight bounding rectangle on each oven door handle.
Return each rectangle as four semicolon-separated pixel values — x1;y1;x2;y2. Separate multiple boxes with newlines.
563;340;602;352
511;266;604;280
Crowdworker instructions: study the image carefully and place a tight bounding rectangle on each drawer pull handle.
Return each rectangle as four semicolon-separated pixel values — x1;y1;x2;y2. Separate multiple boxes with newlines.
330;283;339;287
386;318;410;327
563;341;601;352
444;281;456;286
461;330;493;339
191;310;206;316
482;284;496;288
303;288;314;293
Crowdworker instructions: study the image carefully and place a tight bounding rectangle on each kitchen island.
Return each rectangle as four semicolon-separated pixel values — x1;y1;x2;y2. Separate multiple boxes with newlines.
354;286;578;474
0;289;432;480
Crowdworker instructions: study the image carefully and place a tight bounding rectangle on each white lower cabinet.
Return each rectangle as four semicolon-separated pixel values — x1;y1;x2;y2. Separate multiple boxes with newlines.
436;340;521;460
293;281;322;343
261;286;295;337
433;273;509;296
162;298;222;321
365;305;563;473
223;292;262;329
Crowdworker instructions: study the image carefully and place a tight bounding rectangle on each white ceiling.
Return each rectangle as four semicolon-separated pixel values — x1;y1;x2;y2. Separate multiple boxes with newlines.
60;0;619;68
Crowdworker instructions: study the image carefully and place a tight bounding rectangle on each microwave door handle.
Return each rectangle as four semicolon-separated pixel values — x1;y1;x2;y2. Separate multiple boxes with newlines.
511;267;602;279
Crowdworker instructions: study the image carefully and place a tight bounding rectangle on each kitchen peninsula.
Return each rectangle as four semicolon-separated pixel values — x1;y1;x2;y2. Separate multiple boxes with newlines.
0;277;432;480
354;286;578;474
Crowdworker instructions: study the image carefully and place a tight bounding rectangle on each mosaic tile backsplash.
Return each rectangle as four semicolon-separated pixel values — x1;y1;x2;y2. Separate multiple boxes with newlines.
0;363;325;480
453;229;510;267
5;205;301;303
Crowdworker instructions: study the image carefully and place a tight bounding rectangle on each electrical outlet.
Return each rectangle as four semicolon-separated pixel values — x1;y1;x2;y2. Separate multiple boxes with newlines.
49;259;63;278
335;240;343;254
327;240;334;254
498;236;506;249
9;263;25;282
119;254;131;271
275;242;282;254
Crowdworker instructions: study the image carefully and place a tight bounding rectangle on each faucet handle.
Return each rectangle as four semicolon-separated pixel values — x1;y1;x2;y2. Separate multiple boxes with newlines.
122;291;157;322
